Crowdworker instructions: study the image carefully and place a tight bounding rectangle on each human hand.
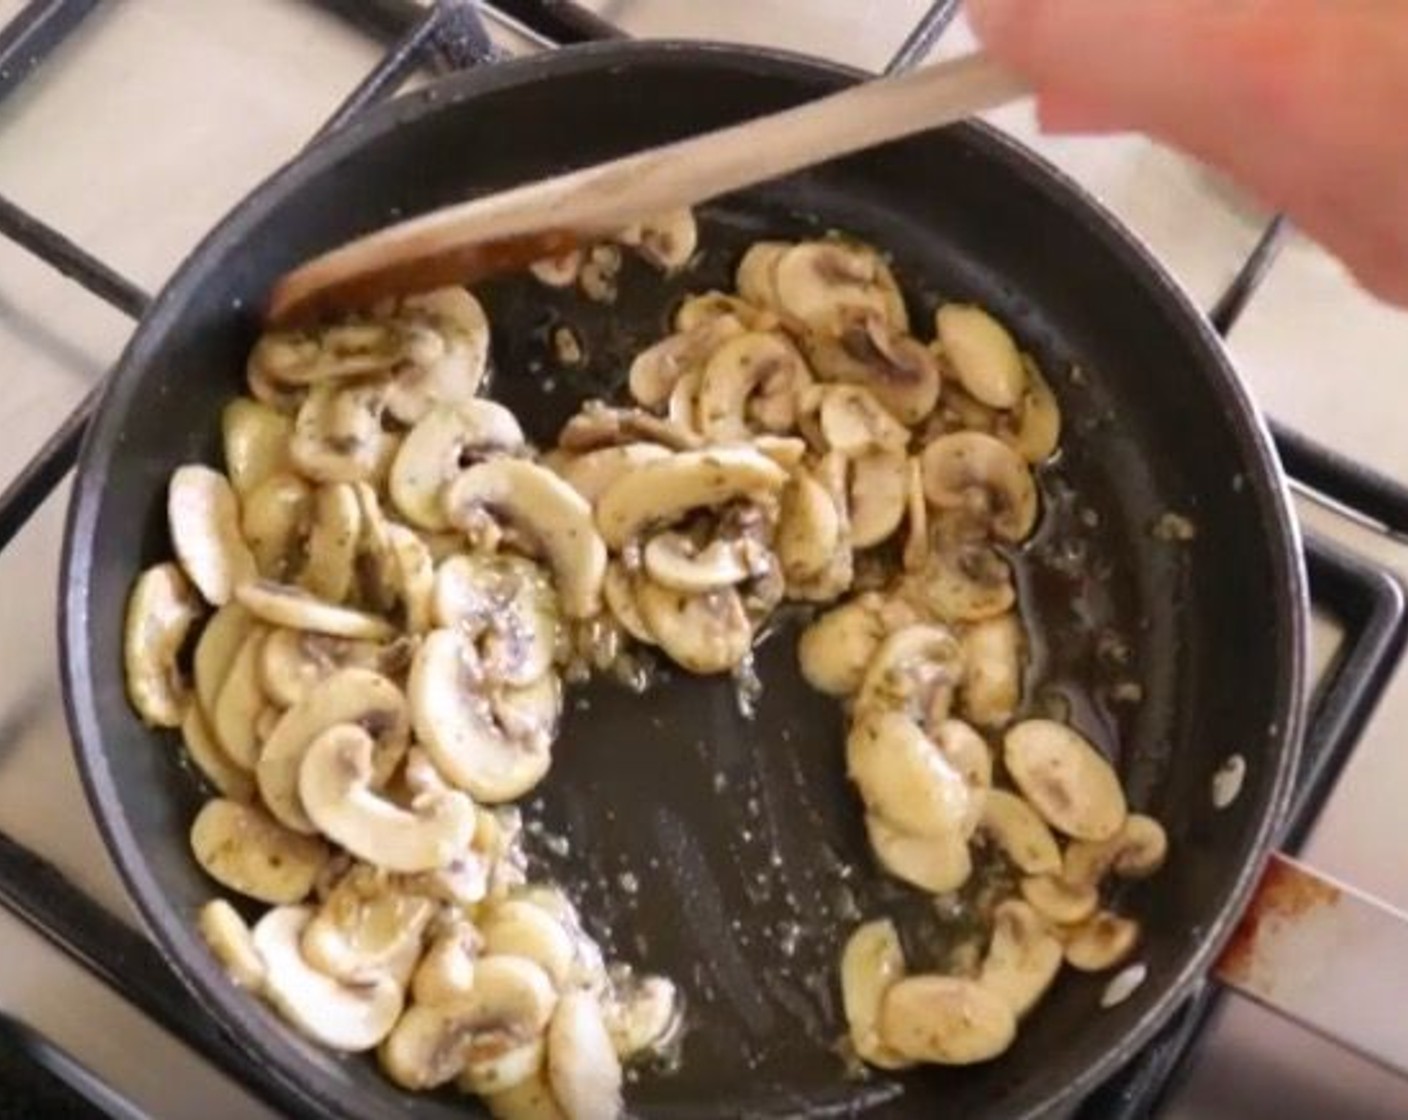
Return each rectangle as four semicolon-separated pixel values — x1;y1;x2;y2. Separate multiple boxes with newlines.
966;0;1408;306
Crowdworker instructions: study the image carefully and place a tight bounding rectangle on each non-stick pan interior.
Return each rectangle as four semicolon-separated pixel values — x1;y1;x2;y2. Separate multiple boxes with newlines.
62;42;1304;1120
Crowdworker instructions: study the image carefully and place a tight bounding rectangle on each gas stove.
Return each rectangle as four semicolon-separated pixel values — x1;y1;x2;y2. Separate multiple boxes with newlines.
1;2;1407;1117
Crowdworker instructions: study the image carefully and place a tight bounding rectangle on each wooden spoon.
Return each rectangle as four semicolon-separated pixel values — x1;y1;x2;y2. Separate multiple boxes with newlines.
266;52;1026;326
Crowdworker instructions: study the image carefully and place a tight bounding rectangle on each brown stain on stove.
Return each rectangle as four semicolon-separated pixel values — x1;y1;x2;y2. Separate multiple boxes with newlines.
1217;856;1342;985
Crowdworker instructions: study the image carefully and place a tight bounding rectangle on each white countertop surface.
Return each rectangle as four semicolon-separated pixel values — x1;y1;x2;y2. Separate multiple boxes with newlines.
0;2;1404;1116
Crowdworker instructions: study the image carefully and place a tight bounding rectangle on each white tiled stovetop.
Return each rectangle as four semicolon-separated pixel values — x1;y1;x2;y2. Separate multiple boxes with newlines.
0;2;1405;1117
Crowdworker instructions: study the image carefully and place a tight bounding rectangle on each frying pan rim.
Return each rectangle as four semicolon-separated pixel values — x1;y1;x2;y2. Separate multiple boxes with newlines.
58;37;1307;1120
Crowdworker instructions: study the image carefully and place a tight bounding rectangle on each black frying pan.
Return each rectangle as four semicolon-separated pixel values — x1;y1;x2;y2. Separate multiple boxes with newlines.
59;41;1306;1119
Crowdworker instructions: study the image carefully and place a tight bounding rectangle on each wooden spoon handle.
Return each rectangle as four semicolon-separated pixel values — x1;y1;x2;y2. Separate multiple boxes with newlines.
269;53;1026;324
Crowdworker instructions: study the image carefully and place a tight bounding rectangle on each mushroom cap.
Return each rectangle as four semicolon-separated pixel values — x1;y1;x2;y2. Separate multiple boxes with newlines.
390;400;524;530
635;580;752;676
840;919;912;1070
920;431;1039;543
256;667;409;833
979;789;1062;876
443;458;607;620
169;465;258;606
253;905;404;1052
1004;719;1128;842
847;711;972;839
935;304;1026;410
977;899;1064;1017
124;562;203;728
409;628;557;803
190;798;329;904
298;724;477;873
547;991;623;1120
879;975;1017;1066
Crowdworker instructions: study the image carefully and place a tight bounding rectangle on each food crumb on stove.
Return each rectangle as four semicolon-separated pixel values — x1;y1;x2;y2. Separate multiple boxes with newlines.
1100;962;1149;1008
712;772;728;793
1211;753;1247;809
618;871;639;894
551;324;585;366
1152;511;1198;542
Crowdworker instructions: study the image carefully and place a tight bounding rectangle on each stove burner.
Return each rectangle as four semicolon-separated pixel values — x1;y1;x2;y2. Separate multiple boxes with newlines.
0;2;1401;1117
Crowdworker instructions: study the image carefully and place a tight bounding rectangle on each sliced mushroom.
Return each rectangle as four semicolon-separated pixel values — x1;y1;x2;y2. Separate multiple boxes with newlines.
198;899;266;990
642;530;757;593
557;403;701;454
460;1037;549;1098
1004;719;1127;842
879;975;1016;1065
240;472;313;580
854;623;964;729
380;955;558;1090
555;443;673;506
776;470;842;585
249;320;403;386
412;919;481;1004
385;287;491;425
257;667;410;833
254;904;404;1051
802;312;941;425
601;564;654;645
299;483;361;603
628;314;747;410
979;789;1061;876
434;553;559;687
674;292;776;334
300;725;477;873
222;398;293;497
666;370;702;433
547;991;623;1120
481;900;578;990
601;974;680;1060
773;240;908;335
444;459;607;620
848;450;908;548
386;524;435;634
1064;911;1140;972
932;719;993;798
840;919;913;1070
796;592;917;697
247;360;306;414
124;562;203;728
920;432;1038;542
1019;874;1101;927
410;628;557;803
1027;814;1168;923
847;711;971;839
192;602;254;716
696;331;812;440
259;628;387;709
182;704;255;801
211;627;269;769
900;541;1016;622
289;380;389;484
190;798;329;904
735;241;789;310
389;400;525;530
168;465;258;606
302;865;435;984
818;385;909;456
594;447;788;549
935;304;1025;409
483;1070;568;1120
618;207;697;271
960;614;1024;728
866;813;972;893
902;456;929;572
634;579;752;675
236;579;395;641
977;899;1063;1017
997;357;1061;464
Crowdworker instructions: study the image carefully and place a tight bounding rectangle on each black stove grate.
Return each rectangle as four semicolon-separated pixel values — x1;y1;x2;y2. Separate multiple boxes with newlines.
0;2;1402;1118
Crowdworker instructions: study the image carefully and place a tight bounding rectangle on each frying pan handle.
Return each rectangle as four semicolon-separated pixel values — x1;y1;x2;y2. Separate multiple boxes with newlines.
1212;852;1408;1075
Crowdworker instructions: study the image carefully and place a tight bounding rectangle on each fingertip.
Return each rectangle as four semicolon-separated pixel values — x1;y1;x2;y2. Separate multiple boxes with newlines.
965;0;1029;50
